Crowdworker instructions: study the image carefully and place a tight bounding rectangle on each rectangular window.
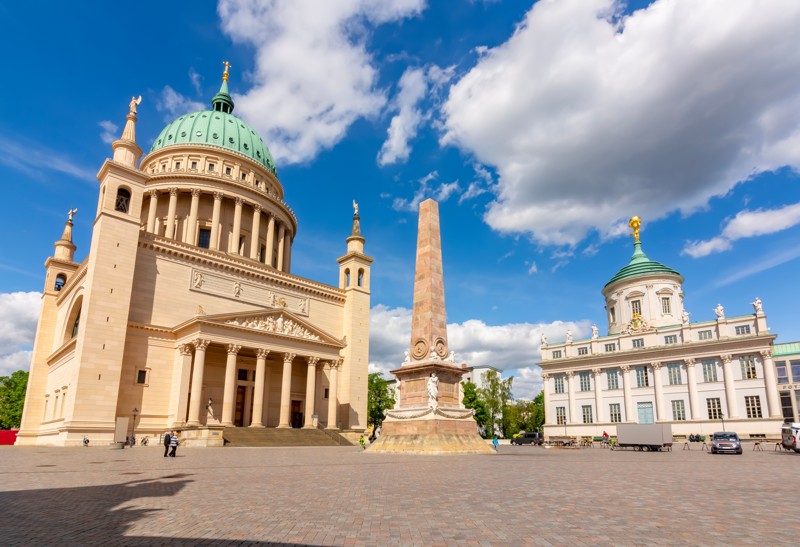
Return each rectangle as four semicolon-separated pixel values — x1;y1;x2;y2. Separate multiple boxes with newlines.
735;325;751;335
664;335;678;345
238;369;250;381
238;236;246;255
745;395;762;418
632;338;644;348
136;369;148;385
197;228;211;249
578;347;589;356
661;297;671;315
699;330;713;340
636;366;649;388
702;359;718;382
174;161;181;170
780;392;794;419
609;403;621;423
667;364;682;385
776;361;788;384
740;355;757;380
631;300;642;316
579;372;591;392
225;166;232;176
554;376;565;394
324;387;329;399
259;244;266;264
790;360;800;382
605;343;617;352
609;306;616;324
241;172;247;181
707;398;722;420
607;369;619;390
556;407;566;425
208;163;216;172
552;350;562;359
671;400;686;421
190;161;198;170
582;405;593;424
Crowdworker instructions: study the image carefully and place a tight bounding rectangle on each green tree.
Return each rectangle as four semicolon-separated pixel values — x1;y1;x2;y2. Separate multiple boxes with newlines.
478;370;513;437
0;370;28;430
367;372;394;435
461;381;491;436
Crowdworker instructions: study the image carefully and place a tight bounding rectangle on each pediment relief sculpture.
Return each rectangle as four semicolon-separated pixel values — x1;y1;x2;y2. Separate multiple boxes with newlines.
225;314;321;341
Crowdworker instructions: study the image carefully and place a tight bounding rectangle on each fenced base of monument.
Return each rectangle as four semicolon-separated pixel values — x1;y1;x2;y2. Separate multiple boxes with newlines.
367;410;494;454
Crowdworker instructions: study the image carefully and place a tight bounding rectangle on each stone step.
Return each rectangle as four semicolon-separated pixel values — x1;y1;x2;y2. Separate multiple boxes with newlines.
222;427;352;447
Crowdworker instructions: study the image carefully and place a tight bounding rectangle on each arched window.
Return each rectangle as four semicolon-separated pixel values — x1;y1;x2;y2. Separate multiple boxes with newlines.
357;269;364;287
345;268;351;286
64;296;83;342
54;274;67;291
115;187;131;213
70;308;81;339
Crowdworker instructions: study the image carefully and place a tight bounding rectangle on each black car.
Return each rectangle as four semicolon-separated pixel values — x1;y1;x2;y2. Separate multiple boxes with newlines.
511;432;543;445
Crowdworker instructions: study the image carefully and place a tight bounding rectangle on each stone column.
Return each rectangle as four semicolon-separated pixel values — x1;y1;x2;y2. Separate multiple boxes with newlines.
186;189;200;245
685;358;698;420
250;349;269;427
210;192;222;251
621;365;635;422
231;197;243;254
221;344;241;427
265;214;276;267
186;339;210;426
566;371;576;424
542;374;551;425
652;362;664;421
326;360;340;429
721;354;740;418
283;233;292;273
164;188;179;239
249;205;262;260
277;353;296;428
146;190;158;233
277;223;286;271
303;357;320;428
593;368;604;423
169;344;194;427
761;349;781;418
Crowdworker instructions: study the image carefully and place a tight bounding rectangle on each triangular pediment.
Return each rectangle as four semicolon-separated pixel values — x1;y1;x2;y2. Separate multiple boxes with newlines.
183;308;344;347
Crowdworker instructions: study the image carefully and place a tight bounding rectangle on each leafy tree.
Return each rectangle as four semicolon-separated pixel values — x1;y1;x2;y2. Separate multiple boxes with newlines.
0;370;28;430
367;372;394;435
462;381;491;436
478;370;513;437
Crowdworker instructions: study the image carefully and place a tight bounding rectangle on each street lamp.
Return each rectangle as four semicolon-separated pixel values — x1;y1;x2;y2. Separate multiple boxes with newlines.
131;407;139;447
720;411;726;432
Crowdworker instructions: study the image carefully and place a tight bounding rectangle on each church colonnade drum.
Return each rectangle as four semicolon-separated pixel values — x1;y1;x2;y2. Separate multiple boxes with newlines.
543;348;781;425
177;338;341;429
142;186;294;272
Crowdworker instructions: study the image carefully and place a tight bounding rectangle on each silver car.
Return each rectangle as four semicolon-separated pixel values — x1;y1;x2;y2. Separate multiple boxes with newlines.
710;431;743;455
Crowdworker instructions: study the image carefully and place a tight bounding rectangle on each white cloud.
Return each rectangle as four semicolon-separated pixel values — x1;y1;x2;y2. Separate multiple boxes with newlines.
98;121;118;144
0;134;95;183
0;292;40;375
441;0;800;246
218;0;426;164
684;202;800;257
714;244;800;287
391;171;461;211
155;86;205;122
527;262;538;274
188;67;203;95
369;304;589;398
378;67;428;165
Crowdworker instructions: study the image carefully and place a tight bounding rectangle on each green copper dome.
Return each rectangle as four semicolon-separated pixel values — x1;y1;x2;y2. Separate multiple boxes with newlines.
149;77;277;176
604;240;682;289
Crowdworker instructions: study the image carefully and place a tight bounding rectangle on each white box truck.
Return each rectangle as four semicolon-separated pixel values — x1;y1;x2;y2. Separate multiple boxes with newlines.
612;424;673;452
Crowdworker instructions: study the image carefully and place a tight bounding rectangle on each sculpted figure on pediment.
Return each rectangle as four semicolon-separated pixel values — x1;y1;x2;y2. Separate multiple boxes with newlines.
276;316;284;332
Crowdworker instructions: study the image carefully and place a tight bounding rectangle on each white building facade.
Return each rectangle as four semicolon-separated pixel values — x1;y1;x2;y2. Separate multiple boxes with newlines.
540;218;783;439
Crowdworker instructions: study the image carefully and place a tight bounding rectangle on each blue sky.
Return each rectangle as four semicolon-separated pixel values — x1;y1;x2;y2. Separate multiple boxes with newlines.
2;0;800;398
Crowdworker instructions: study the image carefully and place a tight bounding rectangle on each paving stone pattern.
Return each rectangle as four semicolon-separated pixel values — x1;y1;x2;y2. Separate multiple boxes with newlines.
0;444;797;546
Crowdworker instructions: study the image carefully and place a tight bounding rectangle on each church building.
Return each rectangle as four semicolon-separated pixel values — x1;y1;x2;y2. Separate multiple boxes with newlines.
16;66;373;446
540;217;784;439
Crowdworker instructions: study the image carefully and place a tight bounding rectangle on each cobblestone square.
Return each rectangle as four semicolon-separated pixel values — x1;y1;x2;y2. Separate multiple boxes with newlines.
0;443;796;545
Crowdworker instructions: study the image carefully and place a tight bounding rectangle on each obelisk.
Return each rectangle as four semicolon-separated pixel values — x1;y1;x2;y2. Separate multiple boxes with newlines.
368;199;493;454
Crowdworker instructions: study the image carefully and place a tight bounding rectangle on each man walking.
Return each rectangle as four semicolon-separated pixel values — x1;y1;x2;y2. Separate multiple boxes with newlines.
163;431;171;457
169;431;178;457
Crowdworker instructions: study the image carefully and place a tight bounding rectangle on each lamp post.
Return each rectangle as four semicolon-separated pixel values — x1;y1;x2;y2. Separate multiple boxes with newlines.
720;412;726;432
131;407;139;447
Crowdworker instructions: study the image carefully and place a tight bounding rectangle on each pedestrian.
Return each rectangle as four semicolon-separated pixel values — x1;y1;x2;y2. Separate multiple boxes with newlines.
492;435;499;452
169;430;179;457
163;431;171;457
359;435;366;449
82;435;89;447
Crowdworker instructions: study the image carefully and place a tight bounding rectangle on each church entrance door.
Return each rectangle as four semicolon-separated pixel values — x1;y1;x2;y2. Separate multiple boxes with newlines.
234;386;246;426
291;400;303;428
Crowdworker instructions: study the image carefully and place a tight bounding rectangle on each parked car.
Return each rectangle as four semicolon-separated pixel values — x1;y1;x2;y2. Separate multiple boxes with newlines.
781;422;800;453
710;432;742;455
511;432;543;446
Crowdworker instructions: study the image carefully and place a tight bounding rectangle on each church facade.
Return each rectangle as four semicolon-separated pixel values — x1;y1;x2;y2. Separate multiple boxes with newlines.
540;218;784;439
17;68;373;446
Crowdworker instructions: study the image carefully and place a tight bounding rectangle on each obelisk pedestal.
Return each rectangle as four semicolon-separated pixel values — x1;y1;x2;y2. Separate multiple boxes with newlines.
368;199;492;454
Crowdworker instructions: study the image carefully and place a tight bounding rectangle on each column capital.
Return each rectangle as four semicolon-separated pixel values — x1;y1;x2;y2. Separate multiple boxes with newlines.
227;344;242;355
256;348;270;360
149;189;159;198
283;352;296;364
542;373;550;381
592;367;602;376
760;348;773;359
253;204;262;214
620;365;631;373
191;188;201;198
235;197;244;207
307;356;320;367
213;191;223;201
651;361;662;370
179;344;193;356
684;357;696;367
193;339;210;351
720;354;732;364
169;187;179;197
565;370;574;378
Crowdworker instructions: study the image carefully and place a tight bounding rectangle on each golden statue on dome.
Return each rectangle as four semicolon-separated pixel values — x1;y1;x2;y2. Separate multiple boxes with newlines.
222;60;232;81
629;216;642;243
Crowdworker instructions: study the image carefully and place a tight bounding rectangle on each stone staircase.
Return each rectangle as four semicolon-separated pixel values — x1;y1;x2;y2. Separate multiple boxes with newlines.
222;427;353;447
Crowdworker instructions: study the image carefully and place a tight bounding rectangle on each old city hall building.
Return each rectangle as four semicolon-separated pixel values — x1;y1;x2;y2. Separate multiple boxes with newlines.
17;68;373;446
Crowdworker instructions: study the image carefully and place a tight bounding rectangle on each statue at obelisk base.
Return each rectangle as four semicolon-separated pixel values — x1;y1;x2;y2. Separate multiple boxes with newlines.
368;199;493;454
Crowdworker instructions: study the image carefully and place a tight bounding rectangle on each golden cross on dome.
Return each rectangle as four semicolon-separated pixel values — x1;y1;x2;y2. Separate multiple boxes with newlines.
222;60;232;81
